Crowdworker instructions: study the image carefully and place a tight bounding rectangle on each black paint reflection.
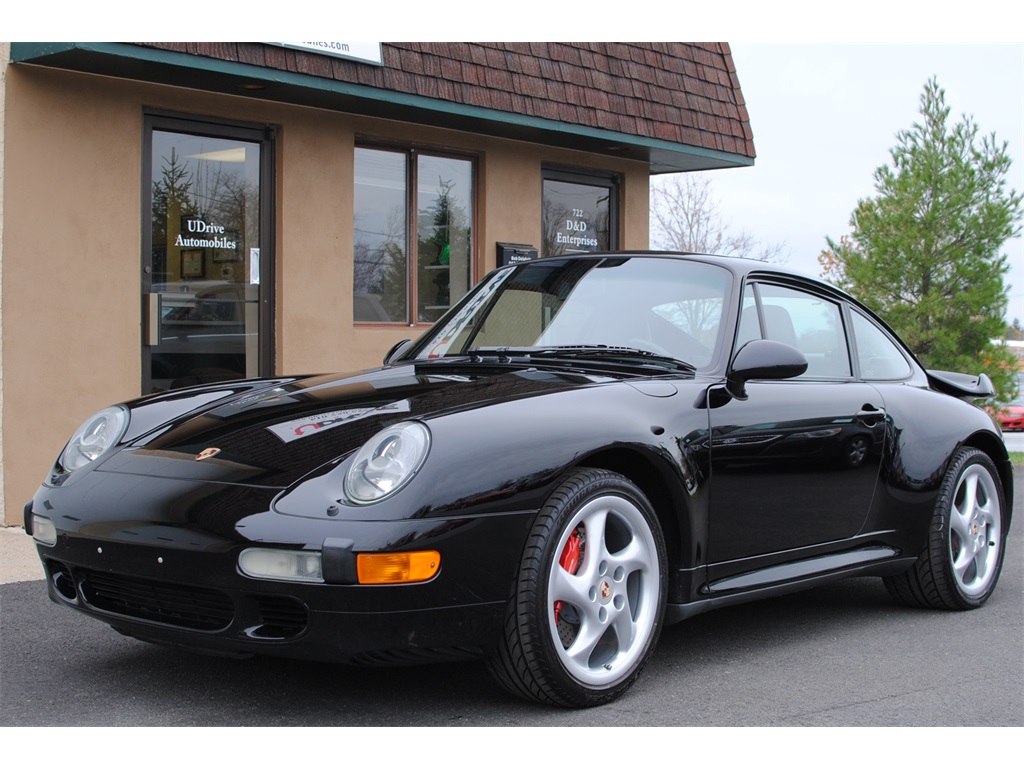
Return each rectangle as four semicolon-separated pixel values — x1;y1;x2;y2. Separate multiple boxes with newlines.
708;382;886;564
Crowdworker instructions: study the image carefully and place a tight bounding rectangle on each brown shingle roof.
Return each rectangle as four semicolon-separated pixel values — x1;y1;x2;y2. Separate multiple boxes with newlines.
139;42;754;162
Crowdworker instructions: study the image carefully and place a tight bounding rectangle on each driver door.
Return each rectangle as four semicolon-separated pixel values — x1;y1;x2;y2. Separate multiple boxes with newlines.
706;281;886;581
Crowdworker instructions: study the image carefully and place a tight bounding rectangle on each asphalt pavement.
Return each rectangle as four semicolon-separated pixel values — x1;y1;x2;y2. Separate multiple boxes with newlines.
2;467;1021;729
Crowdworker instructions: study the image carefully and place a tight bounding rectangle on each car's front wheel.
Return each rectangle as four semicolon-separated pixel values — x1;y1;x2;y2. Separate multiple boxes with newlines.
883;447;1007;610
487;468;666;707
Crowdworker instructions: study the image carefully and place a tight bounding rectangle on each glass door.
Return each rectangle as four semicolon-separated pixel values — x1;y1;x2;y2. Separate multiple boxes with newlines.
143;117;273;393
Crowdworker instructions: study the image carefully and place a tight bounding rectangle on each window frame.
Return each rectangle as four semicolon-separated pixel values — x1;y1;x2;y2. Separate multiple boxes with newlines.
353;142;479;327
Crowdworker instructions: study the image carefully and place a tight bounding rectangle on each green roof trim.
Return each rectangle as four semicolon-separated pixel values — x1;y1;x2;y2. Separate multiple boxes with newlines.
9;42;753;173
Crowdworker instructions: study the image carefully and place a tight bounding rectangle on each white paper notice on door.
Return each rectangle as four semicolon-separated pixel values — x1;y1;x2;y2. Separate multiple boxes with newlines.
249;248;260;285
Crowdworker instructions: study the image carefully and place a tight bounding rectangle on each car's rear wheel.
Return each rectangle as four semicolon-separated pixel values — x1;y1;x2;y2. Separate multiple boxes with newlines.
883;448;1006;610
487;468;666;707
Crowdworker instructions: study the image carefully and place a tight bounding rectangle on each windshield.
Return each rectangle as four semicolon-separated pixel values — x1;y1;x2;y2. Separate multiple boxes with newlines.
402;256;732;370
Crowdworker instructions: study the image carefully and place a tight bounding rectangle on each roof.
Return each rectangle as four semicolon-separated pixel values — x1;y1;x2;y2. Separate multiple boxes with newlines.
9;42;755;174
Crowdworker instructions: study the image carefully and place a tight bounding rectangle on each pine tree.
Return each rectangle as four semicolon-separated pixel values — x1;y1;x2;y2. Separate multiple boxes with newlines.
822;77;1023;401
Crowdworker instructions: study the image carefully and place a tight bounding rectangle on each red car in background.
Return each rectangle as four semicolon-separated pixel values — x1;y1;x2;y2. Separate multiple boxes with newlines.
994;397;1024;431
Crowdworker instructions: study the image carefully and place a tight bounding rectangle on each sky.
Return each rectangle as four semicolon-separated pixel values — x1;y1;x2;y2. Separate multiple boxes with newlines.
663;42;1024;324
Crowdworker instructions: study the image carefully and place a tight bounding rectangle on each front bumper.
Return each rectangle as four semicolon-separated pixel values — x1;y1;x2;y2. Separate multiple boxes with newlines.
28;491;535;665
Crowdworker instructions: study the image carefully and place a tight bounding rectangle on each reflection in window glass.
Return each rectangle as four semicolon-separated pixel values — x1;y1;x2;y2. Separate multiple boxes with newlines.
354;148;474;323
409;257;730;370
542;177;614;257
852;311;912;379
734;289;761;350
148;129;262;391
758;284;851;378
417;155;473;323
353;148;407;322
651;298;724;352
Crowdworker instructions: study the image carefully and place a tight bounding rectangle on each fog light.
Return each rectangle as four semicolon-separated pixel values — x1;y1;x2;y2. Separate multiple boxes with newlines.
32;515;57;546
239;548;323;583
357;551;440;584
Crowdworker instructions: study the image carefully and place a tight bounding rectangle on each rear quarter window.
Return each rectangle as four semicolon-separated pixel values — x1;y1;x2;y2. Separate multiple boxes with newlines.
851;311;912;380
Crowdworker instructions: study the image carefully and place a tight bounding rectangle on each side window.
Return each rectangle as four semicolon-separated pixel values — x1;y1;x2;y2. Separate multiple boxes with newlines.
734;288;761;350
758;284;851;378
851;311;912;380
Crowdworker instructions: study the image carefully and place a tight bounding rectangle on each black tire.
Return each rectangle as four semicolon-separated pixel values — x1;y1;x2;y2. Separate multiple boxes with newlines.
487;468;667;707
883;448;1007;610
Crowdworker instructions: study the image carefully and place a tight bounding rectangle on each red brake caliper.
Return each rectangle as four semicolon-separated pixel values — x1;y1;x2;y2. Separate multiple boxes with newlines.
554;528;583;624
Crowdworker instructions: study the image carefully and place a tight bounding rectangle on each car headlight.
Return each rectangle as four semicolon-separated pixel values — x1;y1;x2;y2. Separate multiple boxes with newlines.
59;405;129;472
344;421;431;504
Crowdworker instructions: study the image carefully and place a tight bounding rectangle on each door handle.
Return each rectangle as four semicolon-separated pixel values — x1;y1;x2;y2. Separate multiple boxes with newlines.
856;404;886;425
144;293;161;347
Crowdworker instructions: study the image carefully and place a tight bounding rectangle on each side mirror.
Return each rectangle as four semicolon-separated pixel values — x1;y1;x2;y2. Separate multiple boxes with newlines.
383;339;413;366
726;339;808;400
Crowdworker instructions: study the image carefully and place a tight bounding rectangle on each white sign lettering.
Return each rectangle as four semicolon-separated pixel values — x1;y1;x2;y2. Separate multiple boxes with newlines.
271;42;383;66
176;218;237;250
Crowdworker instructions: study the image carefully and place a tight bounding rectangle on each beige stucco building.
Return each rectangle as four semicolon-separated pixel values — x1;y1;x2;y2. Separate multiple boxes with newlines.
0;42;754;525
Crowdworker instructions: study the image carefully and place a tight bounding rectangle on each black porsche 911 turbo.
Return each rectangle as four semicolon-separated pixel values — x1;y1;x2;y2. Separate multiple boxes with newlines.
27;252;1012;708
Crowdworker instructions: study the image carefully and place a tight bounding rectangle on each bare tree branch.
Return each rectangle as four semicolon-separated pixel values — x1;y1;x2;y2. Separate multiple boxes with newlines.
650;174;787;263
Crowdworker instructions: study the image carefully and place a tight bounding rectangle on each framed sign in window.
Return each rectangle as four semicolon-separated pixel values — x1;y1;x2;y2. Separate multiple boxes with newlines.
182;249;205;278
213;234;242;263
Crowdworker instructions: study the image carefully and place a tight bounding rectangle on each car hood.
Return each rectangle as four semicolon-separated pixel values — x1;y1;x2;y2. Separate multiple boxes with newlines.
97;360;678;488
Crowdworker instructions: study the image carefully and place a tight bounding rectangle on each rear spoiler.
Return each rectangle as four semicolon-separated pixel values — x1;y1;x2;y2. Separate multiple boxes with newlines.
926;369;995;399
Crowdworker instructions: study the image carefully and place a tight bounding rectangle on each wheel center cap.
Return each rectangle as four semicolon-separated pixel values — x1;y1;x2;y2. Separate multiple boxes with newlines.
599;580;612;602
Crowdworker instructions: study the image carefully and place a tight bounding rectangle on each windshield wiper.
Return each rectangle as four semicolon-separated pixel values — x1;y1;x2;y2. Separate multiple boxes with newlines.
466;345;695;372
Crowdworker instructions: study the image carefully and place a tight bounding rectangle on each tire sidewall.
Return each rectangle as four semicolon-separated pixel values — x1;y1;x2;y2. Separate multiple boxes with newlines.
521;469;667;706
932;448;1007;609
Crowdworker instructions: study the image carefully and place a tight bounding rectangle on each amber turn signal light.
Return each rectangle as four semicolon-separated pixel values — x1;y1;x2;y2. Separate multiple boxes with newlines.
357;551;441;584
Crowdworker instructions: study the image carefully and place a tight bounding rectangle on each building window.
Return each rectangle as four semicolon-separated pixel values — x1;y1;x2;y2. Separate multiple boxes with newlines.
354;146;474;323
542;167;619;258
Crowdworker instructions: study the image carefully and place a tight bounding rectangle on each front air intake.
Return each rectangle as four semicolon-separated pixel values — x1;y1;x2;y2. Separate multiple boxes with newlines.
80;569;233;631
247;595;309;639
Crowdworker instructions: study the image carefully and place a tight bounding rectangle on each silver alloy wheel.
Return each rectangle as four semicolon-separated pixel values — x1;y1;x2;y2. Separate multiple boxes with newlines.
881;448;1006;611
546;493;661;688
949;463;1002;598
